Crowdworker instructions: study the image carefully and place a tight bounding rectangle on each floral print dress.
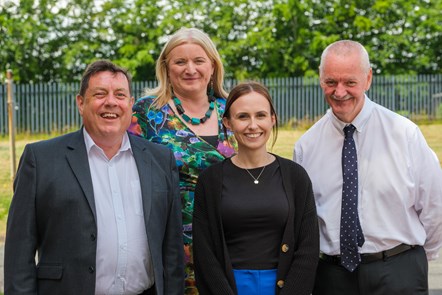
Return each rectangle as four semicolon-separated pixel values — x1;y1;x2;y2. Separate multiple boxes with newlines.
128;96;235;294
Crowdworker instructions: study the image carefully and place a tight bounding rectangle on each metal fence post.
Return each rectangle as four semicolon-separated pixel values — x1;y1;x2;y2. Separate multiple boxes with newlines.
7;69;17;181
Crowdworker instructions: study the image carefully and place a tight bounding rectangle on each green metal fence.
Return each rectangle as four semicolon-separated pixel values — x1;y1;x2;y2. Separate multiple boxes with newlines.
1;75;441;135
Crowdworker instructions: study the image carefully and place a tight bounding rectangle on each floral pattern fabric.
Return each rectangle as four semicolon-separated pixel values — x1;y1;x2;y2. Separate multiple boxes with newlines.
128;96;235;294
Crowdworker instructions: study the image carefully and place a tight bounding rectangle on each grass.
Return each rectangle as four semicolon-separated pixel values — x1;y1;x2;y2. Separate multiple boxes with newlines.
0;124;441;242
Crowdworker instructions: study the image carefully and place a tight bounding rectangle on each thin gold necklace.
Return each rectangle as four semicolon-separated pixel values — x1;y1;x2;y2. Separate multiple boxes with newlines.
244;166;266;184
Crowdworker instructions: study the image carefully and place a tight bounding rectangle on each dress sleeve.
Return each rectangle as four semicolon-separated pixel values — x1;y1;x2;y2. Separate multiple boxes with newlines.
129;96;164;140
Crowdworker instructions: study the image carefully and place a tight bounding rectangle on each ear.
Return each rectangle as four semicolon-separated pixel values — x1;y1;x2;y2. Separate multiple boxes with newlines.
271;113;276;126
222;117;232;131
365;68;373;91
76;94;85;116
130;96;135;106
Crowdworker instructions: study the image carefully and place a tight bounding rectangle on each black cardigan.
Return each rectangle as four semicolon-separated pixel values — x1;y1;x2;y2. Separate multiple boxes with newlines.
193;155;319;295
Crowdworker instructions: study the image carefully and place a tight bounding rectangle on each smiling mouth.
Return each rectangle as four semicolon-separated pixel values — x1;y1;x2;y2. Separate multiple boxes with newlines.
331;95;352;101
245;133;262;138
101;113;118;118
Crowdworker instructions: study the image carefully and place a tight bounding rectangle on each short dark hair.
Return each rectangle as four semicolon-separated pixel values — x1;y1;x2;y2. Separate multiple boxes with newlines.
223;81;279;148
78;60;132;96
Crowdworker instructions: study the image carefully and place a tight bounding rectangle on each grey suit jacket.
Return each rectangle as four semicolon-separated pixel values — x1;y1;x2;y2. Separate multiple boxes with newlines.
4;129;184;295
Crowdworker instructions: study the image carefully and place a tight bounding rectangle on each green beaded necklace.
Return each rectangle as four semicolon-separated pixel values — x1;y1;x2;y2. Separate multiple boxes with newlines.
173;96;215;125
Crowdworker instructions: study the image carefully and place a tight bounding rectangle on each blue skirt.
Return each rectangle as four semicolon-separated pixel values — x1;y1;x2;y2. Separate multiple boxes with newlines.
233;269;277;295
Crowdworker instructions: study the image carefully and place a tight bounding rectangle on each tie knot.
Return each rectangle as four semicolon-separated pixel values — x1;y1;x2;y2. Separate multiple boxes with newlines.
344;124;356;138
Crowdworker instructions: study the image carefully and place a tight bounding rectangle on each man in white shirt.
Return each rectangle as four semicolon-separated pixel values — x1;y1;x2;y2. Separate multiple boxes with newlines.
5;60;184;295
294;40;442;295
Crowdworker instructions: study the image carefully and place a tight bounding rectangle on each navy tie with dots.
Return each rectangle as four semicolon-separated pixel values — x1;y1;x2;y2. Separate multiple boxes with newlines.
340;124;365;272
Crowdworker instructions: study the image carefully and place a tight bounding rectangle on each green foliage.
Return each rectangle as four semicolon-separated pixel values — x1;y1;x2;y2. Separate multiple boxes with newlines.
1;0;441;83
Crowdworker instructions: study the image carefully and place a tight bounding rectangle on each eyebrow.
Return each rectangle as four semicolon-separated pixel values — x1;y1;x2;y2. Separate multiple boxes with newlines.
235;110;269;115
114;88;129;92
90;87;108;92
90;87;129;93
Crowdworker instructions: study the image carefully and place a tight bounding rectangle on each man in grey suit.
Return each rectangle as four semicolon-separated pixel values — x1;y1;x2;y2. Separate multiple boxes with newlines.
4;60;184;295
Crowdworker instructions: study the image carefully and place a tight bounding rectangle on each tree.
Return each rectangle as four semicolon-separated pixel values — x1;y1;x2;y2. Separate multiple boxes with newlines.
1;0;441;83
1;0;68;82
299;0;442;75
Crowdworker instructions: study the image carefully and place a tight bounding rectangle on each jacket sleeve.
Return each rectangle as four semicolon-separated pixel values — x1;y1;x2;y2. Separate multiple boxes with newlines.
193;171;236;295
4;144;38;294
281;169;319;295
163;150;185;295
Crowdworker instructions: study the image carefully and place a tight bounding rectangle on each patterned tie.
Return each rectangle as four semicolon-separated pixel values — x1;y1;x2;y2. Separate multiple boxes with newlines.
340;124;365;272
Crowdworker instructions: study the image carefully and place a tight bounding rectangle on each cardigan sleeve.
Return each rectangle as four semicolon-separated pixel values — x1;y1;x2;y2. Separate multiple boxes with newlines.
193;168;236;295
281;164;319;295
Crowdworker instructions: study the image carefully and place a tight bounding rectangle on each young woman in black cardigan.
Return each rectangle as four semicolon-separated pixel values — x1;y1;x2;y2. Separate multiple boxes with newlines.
193;81;319;295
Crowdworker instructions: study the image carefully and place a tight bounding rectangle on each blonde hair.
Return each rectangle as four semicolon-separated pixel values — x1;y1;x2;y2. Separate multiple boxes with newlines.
147;27;228;107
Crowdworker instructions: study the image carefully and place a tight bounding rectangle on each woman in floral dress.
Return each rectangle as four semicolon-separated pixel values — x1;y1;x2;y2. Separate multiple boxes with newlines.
128;27;235;294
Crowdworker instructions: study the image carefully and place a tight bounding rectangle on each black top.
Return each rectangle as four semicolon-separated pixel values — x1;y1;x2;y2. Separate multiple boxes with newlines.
200;135;218;147
221;159;288;269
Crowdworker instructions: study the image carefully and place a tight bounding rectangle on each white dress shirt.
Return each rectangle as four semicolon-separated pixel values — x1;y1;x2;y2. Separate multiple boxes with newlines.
83;130;154;295
294;96;442;260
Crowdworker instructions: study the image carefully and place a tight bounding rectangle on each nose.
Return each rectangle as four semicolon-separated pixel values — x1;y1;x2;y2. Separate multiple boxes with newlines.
333;83;347;98
104;94;118;106
248;117;258;129
185;62;196;74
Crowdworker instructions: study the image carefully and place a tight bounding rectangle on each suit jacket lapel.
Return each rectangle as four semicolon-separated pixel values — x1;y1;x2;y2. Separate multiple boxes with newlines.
130;135;153;223
66;129;97;220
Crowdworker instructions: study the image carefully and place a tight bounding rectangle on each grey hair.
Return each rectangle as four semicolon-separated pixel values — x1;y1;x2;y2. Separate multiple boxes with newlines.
319;40;371;74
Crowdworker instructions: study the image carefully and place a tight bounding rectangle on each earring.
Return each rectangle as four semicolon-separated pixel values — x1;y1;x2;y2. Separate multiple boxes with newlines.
207;78;214;97
169;83;174;97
